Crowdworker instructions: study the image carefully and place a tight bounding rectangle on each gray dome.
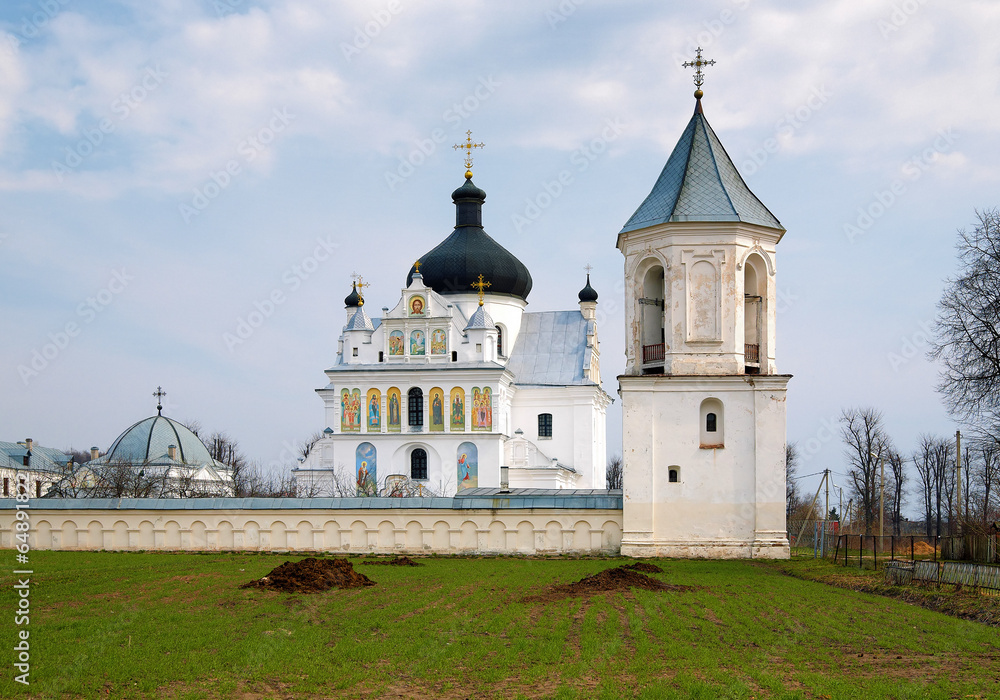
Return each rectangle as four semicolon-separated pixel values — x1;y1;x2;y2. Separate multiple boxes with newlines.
105;415;214;465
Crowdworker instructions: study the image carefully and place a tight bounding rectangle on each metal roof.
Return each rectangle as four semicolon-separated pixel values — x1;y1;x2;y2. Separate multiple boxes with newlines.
407;178;533;301
344;306;375;331
620;103;783;233
0;441;70;475
103;415;214;466
464;304;495;331
6;489;623;510
505;311;597;386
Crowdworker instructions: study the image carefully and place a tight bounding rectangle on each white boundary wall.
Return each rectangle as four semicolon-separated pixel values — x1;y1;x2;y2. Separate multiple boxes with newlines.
1;506;623;555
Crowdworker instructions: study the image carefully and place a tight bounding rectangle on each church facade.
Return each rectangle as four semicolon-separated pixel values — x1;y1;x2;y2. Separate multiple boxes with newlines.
293;174;612;496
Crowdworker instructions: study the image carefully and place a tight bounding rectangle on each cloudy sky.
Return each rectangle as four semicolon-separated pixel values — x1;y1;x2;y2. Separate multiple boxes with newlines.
2;0;997;509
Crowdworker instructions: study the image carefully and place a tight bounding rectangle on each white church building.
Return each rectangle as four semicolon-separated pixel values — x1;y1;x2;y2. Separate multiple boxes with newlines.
294;171;612;496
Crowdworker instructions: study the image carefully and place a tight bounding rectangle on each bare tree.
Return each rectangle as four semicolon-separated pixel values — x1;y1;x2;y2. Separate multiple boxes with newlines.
840;407;893;535
785;442;800;517
886;449;906;536
913;435;954;537
606;455;623;490
931;209;1000;434
299;432;324;460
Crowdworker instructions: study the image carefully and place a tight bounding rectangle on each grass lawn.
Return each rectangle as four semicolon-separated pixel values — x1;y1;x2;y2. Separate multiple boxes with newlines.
2;551;999;699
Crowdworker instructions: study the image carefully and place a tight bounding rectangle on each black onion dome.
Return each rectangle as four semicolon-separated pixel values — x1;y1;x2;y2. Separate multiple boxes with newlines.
344;283;361;307
578;274;598;302
407;179;532;301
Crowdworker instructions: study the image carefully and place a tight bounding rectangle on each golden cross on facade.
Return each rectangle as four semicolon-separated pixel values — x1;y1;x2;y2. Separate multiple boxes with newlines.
682;47;716;97
413;260;421;274
453;130;485;180
153;386;166;416
471;274;491;305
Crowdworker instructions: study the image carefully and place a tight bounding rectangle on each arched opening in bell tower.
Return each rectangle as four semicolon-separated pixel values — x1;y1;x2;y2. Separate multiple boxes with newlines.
639;263;666;373
743;254;767;375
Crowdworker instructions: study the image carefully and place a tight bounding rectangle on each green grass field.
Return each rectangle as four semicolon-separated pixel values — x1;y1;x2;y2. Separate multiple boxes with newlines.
2;551;999;699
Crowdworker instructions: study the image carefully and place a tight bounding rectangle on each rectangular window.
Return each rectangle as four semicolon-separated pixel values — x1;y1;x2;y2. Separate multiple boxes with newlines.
3;478;7;496
35;481;42;498
538;413;553;438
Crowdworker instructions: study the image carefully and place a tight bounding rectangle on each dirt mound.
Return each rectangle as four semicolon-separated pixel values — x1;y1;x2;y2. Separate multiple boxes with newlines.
240;557;375;593
523;565;695;602
912;541;938;556
623;562;663;573
360;556;423;567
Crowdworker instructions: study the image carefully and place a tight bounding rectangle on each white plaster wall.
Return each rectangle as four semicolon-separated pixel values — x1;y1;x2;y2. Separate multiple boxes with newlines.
620;375;789;559
618;222;782;376
3;507;623;555
508;386;609;488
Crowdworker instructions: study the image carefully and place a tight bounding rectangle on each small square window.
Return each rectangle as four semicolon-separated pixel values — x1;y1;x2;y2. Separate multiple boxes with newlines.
352;348;359;357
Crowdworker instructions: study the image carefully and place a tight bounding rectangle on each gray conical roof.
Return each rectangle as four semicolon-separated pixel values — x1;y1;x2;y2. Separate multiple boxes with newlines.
621;101;783;233
464;304;495;331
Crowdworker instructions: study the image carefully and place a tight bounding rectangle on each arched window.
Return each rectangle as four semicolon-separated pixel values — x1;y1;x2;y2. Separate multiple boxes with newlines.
495;325;504;356
744;253;766;374
669;469;679;483
639;262;666;371
408;388;423;429
700;398;724;448
538;413;553;438
410;448;428;480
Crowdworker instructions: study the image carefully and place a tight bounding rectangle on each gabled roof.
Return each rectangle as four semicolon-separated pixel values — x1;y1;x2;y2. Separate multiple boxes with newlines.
0;441;70;475
506;311;597;386
620;101;783;233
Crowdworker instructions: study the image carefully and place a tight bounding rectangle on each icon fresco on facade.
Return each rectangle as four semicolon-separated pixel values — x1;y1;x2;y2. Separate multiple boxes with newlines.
410;330;425;355
429;387;444;432
356;442;377;496
472;387;492;431
367;389;381;432
341;388;362;432
386;387;401;432
389;330;404;356
431;328;447;355
450;388;465;431
409;295;426;316
457;442;478;490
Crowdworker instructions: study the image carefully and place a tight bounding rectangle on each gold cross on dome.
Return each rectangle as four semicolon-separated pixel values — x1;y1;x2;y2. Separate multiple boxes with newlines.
413;260;422;274
584;264;594;274
682;47;716;93
355;276;370;305
453;130;485;179
471;274;491;305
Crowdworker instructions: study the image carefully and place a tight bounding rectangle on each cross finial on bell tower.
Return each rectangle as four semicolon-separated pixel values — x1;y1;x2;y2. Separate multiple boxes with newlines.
153;386;166;416
453;130;485;180
682;47;716;100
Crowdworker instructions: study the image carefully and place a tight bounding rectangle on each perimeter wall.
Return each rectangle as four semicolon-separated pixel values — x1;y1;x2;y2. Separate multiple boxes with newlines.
0;497;623;555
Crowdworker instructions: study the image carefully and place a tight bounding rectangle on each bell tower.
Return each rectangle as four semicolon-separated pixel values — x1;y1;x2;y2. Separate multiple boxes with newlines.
618;50;791;559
